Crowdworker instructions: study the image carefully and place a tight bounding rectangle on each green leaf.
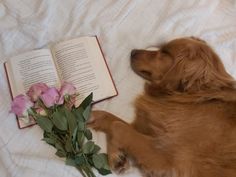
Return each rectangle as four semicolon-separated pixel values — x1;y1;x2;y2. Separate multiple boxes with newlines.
65;138;73;152
65;108;77;135
51;132;64;143
83;105;91;121
77;131;85;145
78;121;85;131
75;154;86;165
66;158;76;167
92;154;105;169
55;150;66;157
84;129;92;140
79;93;93;109
43;131;50;138
87;156;94;166
42;137;55;145
55;142;67;156
55;142;65;152
98;168;112;175
94;153;111;171
53;127;67;135
73;108;84;122
103;161;111;171
102;155;110;171
36;117;53;132
82;141;95;154
93;145;101;154
52;111;67;131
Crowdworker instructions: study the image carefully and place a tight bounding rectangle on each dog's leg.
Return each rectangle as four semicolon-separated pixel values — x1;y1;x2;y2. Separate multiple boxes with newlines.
88;111;172;174
131;111;157;136
88;111;130;173
87;110;128;133
111;121;171;172
132;115;166;138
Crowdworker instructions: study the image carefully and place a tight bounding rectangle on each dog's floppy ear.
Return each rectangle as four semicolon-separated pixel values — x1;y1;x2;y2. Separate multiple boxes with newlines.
160;43;235;92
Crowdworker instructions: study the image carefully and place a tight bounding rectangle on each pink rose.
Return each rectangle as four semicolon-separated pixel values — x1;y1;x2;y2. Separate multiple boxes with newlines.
40;87;61;108
10;94;33;117
27;83;49;102
58;82;76;104
60;82;76;96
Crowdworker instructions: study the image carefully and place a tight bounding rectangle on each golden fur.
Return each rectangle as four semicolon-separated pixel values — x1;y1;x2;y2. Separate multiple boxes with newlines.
88;37;236;177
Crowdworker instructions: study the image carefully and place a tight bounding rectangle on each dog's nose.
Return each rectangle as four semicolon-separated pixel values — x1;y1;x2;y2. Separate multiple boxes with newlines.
131;50;138;58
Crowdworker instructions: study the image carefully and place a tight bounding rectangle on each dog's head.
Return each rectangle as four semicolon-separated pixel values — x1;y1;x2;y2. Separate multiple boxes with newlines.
131;37;235;93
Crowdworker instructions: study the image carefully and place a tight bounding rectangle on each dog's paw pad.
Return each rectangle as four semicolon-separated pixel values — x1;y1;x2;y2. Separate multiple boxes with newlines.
110;152;130;174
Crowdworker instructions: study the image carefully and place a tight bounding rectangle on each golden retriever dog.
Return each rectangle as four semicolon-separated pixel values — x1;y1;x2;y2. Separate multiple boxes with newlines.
88;37;236;177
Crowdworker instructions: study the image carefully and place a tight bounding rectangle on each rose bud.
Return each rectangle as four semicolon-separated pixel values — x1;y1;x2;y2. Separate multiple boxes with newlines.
58;82;76;104
35;107;47;116
27;83;49;102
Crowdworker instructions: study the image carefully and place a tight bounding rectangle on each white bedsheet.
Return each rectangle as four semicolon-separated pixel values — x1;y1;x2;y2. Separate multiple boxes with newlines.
0;0;236;177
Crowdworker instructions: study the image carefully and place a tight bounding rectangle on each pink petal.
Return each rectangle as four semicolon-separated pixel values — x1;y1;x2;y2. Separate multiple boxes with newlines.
40;87;59;108
10;94;33;116
27;83;49;102
57;95;64;105
59;82;76;96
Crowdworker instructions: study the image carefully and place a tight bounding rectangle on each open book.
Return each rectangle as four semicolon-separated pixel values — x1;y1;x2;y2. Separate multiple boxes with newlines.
4;36;118;128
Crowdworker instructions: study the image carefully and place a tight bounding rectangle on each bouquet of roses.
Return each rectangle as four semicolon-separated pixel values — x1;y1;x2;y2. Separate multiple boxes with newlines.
10;82;111;177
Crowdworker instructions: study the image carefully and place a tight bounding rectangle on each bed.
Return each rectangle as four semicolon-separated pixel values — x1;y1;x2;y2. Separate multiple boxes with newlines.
0;0;236;176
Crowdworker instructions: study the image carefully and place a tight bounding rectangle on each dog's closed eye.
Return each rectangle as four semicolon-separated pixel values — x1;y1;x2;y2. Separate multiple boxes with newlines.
160;47;171;56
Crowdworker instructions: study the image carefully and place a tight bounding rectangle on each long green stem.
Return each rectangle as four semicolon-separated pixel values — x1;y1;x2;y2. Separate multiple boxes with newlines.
82;154;95;177
86;166;96;177
83;167;91;177
82;166;95;177
76;166;87;177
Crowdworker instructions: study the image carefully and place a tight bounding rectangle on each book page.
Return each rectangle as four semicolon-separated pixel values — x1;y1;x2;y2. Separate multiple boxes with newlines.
52;36;117;104
6;49;60;97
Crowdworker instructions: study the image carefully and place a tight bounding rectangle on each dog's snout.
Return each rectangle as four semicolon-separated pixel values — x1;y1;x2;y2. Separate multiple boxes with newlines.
131;50;138;58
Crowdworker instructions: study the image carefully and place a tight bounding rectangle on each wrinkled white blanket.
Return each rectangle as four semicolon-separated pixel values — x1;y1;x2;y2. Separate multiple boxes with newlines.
1;1;236;177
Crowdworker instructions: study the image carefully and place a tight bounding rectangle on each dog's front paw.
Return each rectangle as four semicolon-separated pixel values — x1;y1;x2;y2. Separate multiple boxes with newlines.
109;150;130;174
88;111;131;173
87;110;120;133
